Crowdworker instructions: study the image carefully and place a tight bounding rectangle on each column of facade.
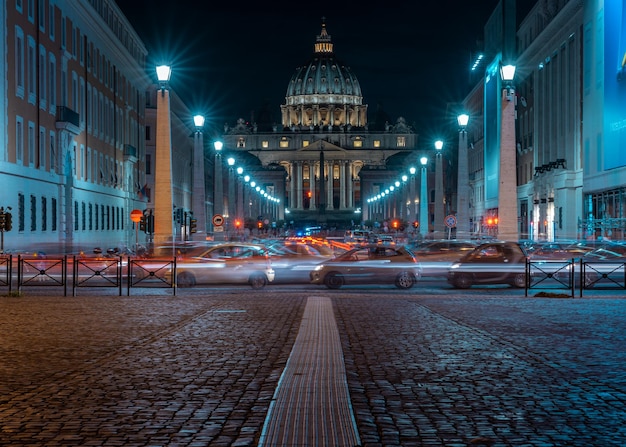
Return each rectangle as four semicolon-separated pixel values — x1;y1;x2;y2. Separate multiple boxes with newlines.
347;162;354;209
339;161;346;209
309;162;316;209
289;162;296;211
296;161;303;209
326;161;334;210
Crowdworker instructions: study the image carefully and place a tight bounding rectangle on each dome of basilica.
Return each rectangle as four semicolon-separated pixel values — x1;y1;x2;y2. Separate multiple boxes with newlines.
281;21;367;129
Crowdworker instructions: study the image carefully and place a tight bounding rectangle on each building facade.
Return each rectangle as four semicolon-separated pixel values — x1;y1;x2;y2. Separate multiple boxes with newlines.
1;0;150;254
218;22;424;235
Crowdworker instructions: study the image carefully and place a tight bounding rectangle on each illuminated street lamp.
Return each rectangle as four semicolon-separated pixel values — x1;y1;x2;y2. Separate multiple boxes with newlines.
153;65;174;244
456;113;470;239
434;140;445;236
409;166;417;223
227;156;235;237
213;140;224;240
419;156;429;237
498;63;519;241
191;114;206;241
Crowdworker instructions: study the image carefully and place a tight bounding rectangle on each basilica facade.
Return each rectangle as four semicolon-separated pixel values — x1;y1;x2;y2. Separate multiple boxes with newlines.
218;22;420;232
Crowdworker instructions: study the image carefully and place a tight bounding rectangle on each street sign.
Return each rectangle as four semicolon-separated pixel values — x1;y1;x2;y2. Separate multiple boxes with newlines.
445;215;457;228
130;209;143;223
212;214;224;227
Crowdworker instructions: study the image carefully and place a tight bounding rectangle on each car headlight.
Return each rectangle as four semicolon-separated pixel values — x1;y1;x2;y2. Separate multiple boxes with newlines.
313;265;324;271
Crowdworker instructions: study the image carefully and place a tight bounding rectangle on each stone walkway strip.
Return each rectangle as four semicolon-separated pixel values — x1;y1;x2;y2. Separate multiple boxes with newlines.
258;296;361;447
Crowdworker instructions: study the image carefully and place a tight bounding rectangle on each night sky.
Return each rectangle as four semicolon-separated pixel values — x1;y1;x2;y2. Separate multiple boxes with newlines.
115;1;536;142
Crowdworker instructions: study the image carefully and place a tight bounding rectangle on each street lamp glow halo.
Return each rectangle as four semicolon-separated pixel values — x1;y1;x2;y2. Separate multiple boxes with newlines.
213;141;223;151
420;156;428;166
457;113;469;128
434;140;443;151
193;114;205;128
227;157;235;166
500;64;516;82
156;65;171;82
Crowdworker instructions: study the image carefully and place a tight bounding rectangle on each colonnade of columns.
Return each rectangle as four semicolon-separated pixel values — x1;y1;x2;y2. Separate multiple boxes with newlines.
281;104;367;128
288;160;355;210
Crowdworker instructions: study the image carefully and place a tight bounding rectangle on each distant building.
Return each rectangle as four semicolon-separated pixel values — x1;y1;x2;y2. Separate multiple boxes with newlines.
219;21;423;233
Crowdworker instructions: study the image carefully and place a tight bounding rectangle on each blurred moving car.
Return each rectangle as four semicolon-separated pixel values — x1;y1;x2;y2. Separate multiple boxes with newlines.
264;241;333;283
412;240;477;277
447;241;528;288
310;244;421;289
167;243;275;289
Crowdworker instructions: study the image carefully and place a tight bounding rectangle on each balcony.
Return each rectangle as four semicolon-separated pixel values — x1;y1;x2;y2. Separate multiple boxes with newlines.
55;106;80;135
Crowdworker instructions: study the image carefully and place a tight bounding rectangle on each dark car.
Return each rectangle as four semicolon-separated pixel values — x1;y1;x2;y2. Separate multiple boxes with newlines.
447;241;528;288
310;245;421;289
411;240;478;277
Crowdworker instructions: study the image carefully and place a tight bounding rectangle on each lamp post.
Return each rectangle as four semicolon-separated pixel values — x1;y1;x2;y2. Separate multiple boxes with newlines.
419;156;429;238
213;140;224;240
498;64;519;241
227;156;235;239
434;140;445;237
191;114;206;241
456;113;470;239
153;65;174;245
409;166;417;224
236;166;244;237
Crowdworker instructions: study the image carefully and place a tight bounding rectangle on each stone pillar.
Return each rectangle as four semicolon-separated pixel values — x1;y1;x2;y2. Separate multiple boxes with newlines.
309;162;316;209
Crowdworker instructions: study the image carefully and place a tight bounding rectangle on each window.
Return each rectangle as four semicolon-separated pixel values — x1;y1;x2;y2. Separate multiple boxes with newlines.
38;0;44;30
16;118;24;162
18;193;25;232
51;197;56;231
49;55;56;110
50;132;55;170
48;4;54;40
145;125;150;140
373;140;381;148
15;28;24;95
61;16;66;49
16;0;23;13
279;138;289;148
262;140;269;148
28;122;35;166
237;137;245;148
88;203;93;230
396;136;406;148
30;195;37;231
39;47;46;107
74;201;78;230
27;37;36;101
81;202;86;230
353;138;363;148
27;0;34;22
41;197;47;231
302;140;309;147
39;126;45;168
145;153;151;175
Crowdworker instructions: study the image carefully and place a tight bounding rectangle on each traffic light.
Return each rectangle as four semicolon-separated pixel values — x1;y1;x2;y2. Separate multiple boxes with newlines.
189;218;197;233
4;213;12;231
139;215;147;232
235;220;241;230
0;211;5;230
392;220;399;230
257;221;263;229
413;221;419;228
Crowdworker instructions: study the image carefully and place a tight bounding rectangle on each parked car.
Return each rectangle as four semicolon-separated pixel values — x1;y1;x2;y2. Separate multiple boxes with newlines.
166;243;275;289
447;241;528;288
310;244;421;289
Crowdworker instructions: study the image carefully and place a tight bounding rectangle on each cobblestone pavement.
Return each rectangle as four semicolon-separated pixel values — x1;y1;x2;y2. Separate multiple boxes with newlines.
1;291;625;446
